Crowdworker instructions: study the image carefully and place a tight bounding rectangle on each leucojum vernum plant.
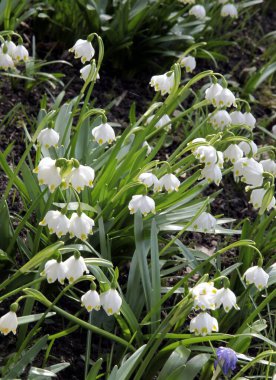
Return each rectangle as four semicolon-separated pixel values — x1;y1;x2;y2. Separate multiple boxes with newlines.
0;29;275;380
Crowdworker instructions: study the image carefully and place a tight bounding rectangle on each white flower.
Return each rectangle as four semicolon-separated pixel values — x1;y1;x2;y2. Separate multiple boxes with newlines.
191;282;217;311
191;212;216;232
214;288;239;312
221;4;238;18
65;255;89;283
249;189;275;211
37;128;59;148
33;157;62;192
39;210;70;237
92;123;115;145
138;173;161;192
81;290;101;312
69;39;95;64
190;137;207;146
159;173;180;192
189;5;206;19
210;110;231;130
234;157;263;186
230;111;245;125
244;266;269;290
200;164;222;185
69;212;95;241
2;40;16;56
223;144;243;163
80;64;99;82
260;159;276;176
146;114;171;131
67;165;95;192
128;195;155;216
244;112;256;129
238;141;258;156
0;311;18;335
205;83;223;105
214;88;236;108
150;72;175;96
0;52;14;70
142;141;152;156
194;146;217;165
42;259;67;284
100;289;122;316
13;44;29;62
190;312;219;336
180;55;196;72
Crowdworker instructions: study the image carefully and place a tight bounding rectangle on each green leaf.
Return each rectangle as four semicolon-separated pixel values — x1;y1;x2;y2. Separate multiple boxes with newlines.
158;346;191;380
86;358;103;380
18;312;56;325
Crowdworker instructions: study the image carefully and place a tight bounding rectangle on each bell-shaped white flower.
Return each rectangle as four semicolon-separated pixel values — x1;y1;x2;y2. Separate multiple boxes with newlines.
236;157;263;186
150;72;175;96
33;157;62;192
200;164;222;185
80;64;99;82
214;288;239;312
194;146;217;165
65;254;89;283
37;127;59;148
13;44;29;62
205;83;223;105
223;144;243;163
238;141;258;156
189;5;206;19
147;114;171;131
159;173;180;192
221;4;238;18
0;52;14;70
67;165;95;192
2;40;16;56
69;39;95;64
0;311;18;335
181;55;196;72
142;141;152;156
210;110;231;130
214;88;236;108
244;112;256;129
128;195;155;216
191;282;217;311
230;111;245;125
39;210;70;237
92;123;115;145
191;212;216;232
42;259;67;284
69;212;95;241
260;159;276;176
138;173;161;192
81;289;101;312
244;266;269;290
249;188;275;211
190;312;219;336
100;288;122;316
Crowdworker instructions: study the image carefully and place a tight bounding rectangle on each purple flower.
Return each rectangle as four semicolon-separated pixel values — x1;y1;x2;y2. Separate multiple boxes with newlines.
214;347;237;375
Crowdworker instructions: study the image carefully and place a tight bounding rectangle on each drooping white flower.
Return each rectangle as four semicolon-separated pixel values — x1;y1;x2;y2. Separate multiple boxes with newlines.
33;157;62;192
249;188;275;211
180;55;196;72
81;290;101;312
191;282;217;311
150;72;175;96
2;40;16;56
92;123;116;145
244;112;256;129
189;5;206;19
238;141;258;156
214;288;239;312
194;146;217;165
159;173;180;192
80;64;99;82
260;159;276;176
214;88;236;108
67;165;95;192
230;111;245;125
69;39;95;64
42;259;67;284
216;151;224;168
138;173;161;192
200;164;222;185
234;157;263;186
244;266;269;290
142;141;152;156
205;83;223;105
191;212;216;232
65;255;89;283
190;312;219;336
69;212;95;241
223;144;243;163
39;210;70;237
37;128;59;148
100;288;122;316
146;114;171;131
221;4;238;18
128;195;155;216
210;110;231;130
0;52;14;70
13;44;29;62
0;311;18;335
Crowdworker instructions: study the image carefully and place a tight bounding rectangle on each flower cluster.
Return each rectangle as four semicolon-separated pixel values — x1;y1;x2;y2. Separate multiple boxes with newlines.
0;37;29;70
